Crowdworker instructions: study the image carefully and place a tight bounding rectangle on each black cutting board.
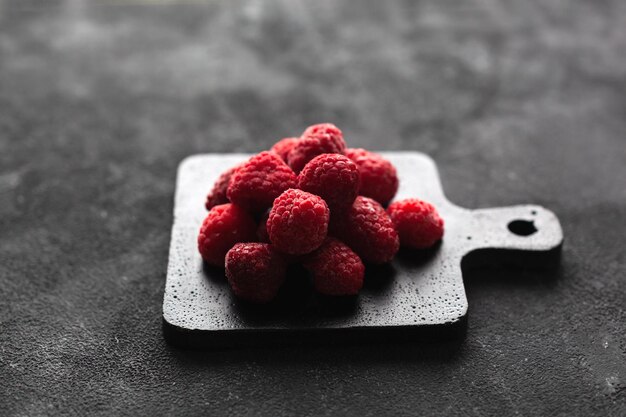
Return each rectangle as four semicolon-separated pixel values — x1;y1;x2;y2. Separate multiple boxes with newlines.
163;152;563;348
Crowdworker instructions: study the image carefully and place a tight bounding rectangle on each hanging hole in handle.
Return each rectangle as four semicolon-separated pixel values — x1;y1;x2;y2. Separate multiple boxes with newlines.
508;219;537;236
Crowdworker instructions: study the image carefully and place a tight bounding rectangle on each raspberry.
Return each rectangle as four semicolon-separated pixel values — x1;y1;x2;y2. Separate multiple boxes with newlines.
331;196;399;264
387;198;444;249
287;123;346;173
197;204;257;267
304;238;364;296
258;211;300;264
225;243;287;303
267;189;329;255
270;137;299;162
301;123;345;149
345;148;399;206
205;165;238;210
298;154;360;212
227;151;297;213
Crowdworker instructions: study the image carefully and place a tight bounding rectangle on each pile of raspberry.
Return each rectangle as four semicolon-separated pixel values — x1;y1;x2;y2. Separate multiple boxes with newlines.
198;123;445;303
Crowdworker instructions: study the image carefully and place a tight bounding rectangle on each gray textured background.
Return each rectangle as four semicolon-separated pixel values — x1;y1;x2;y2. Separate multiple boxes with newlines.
1;0;625;415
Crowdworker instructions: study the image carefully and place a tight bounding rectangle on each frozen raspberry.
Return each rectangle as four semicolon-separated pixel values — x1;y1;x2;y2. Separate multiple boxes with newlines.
387;198;444;249
331;196;399;264
197;204;257;267
225;243;287;303
298;154;360;212
304;238;364;296
258;211;300;264
205;165;238;210
345;148;399;206
267;189;329;255
301;123;345;149
227;151;297;213
287;123;346;173
270;137;299;162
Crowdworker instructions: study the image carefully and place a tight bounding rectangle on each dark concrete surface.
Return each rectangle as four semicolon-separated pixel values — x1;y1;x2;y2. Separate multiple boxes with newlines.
0;0;625;415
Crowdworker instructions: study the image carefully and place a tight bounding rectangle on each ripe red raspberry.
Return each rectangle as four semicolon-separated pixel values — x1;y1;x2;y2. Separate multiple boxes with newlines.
345;148;399;206
227;151;297;213
197;204;257;267
302;123;345;149
258;211;300;264
387;198;444;249
331;196;399;264
270;137;299;162
287;123;346;173
205;165;238;210
267;189;329;255
304;238;364;296
225;243;287;303
298;154;360;212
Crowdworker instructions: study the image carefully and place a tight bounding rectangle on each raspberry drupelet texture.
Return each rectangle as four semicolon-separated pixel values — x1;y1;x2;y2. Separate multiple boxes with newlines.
287;123;346;173
304;238;364;296
225;243;287;303
227;151;297;213
205;165;238;210
197;203;257;267
257;212;301;264
270;137;299;162
331;196;399;264
267;189;330;255
298;154;360;212
345;148;399;206
387;198;444;249
301;123;345;149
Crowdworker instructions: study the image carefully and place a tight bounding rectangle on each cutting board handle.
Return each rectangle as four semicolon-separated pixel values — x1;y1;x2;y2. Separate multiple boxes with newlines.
462;204;563;269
